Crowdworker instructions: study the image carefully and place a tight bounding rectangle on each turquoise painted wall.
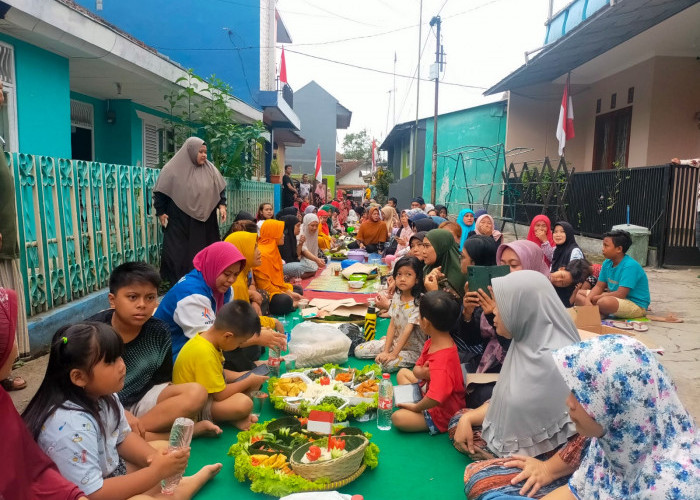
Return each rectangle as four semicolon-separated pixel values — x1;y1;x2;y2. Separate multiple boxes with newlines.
69;94;180;167
423;102;507;212
0;34;71;157
70;93;134;165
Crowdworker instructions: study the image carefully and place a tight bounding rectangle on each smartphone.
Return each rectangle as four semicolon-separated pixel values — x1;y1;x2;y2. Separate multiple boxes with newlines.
231;363;270;383
467;265;510;295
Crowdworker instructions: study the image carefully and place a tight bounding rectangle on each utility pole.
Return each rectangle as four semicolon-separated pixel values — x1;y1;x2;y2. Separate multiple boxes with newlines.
411;0;423;199
393;52;397;128
429;15;441;205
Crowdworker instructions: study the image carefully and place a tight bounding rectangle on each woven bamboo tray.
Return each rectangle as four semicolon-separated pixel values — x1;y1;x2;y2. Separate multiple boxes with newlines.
290;436;369;482
301;463;366;492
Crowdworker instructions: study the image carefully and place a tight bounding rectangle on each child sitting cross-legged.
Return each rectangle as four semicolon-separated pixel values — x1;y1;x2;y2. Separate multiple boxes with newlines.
392;290;465;434
89;262;221;441
584;229;650;318
22;322;222;499
355;256;426;372
173;300;267;431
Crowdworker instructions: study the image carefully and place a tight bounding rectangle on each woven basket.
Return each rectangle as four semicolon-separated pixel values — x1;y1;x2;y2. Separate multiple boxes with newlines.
290;436;368;482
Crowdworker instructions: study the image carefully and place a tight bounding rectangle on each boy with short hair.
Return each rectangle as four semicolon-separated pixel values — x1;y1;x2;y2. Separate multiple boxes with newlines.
299;173;311;200
173;300;267;430
90;262;220;439
585;229;650;318
393;290;465;434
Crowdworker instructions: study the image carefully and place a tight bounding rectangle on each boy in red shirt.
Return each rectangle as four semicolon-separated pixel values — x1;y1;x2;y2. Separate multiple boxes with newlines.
393;290;465;434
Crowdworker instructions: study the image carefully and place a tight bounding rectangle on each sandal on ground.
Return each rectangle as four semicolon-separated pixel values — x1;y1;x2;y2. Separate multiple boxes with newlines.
1;376;27;391
611;320;634;330
629;321;649;332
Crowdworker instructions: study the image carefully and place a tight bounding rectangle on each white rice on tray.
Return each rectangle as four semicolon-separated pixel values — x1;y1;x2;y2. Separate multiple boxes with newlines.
301;381;357;400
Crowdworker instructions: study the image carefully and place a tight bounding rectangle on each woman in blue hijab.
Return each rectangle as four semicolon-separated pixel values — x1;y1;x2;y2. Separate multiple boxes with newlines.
457;208;476;251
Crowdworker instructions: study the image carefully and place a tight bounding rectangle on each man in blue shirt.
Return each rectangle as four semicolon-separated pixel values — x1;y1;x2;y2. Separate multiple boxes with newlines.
585;229;650;318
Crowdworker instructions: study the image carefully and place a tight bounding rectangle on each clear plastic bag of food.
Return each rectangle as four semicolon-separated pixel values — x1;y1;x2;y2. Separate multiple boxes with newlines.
287;322;352;367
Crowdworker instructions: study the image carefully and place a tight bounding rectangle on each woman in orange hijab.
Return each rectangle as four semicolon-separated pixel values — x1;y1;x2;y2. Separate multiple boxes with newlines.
352;206;388;253
222;231;287;369
253;219;302;315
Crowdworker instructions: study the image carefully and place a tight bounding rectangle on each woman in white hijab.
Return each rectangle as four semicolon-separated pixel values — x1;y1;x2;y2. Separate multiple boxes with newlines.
449;271;587;500
298;214;326;273
153;137;227;284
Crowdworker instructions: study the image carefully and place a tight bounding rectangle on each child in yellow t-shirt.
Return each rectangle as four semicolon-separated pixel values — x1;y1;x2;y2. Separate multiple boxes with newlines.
173;300;268;430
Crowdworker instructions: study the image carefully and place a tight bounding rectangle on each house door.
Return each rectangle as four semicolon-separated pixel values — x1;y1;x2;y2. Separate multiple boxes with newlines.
70;100;94;161
71;126;93;161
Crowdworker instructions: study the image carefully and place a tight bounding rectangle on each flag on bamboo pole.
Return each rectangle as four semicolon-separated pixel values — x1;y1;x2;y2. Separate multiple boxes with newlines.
556;74;575;156
314;146;322;184
279;47;288;84
371;139;377;172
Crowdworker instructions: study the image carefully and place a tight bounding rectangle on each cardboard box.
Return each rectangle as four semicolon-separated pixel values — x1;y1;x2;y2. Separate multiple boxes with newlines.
308;298;368;318
568;305;663;353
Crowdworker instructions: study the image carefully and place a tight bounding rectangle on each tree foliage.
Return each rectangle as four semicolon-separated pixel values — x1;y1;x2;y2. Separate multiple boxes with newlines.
374;167;393;204
160;70;266;185
342;129;372;160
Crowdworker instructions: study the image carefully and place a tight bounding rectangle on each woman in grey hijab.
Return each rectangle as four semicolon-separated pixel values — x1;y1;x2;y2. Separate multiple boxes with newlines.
153;137;227;284
449;271;587;500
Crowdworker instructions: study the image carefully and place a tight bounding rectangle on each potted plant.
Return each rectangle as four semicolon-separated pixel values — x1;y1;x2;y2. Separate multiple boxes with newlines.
270;159;282;184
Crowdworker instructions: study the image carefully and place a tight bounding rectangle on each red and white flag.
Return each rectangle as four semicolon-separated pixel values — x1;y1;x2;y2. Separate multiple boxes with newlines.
279;47;288;84
314;146;322;184
556;75;575;157
371;139;376;172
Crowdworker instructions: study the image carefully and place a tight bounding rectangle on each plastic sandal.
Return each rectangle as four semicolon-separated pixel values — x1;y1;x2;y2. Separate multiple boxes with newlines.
611;321;634;330
631;321;649;332
1;376;27;391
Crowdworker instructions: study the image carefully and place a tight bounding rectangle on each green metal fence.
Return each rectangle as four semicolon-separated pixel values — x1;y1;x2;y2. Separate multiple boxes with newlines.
8;153;273;317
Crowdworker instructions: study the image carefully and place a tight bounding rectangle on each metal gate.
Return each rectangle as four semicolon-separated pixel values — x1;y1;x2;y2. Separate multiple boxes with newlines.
663;164;700;266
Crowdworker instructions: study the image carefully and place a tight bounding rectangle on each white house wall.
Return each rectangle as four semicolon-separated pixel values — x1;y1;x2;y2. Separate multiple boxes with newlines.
505;55;698;172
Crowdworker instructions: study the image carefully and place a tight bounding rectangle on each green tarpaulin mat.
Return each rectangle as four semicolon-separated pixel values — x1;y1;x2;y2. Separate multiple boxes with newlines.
305;266;389;294
186;316;473;499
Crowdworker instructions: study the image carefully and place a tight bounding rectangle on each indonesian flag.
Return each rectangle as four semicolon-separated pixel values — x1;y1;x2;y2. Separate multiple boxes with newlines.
279;47;287;84
556;75;575;157
314;146;322;183
371;139;376;172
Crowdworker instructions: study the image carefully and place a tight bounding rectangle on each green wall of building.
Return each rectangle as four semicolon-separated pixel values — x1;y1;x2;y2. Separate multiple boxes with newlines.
1;33;71;158
423;102;507;211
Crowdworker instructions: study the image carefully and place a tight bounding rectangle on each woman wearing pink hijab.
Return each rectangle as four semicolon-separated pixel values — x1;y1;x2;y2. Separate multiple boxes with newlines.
473;240;550;374
155;241;285;367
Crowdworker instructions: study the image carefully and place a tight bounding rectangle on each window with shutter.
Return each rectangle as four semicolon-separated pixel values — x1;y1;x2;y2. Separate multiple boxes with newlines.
143;122;159;167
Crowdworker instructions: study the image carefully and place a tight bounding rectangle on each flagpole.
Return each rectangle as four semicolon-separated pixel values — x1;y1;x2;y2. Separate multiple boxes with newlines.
412;0;423;198
393;52;397;128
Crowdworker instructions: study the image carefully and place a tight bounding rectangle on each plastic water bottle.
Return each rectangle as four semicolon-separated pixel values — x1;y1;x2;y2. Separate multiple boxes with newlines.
268;346;282;377
377;373;393;430
161;417;194;494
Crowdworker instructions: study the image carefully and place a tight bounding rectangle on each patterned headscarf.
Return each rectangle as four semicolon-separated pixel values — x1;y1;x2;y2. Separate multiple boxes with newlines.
553;335;700;499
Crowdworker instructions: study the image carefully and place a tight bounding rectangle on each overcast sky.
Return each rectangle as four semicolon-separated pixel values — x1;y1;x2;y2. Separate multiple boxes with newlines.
278;0;570;148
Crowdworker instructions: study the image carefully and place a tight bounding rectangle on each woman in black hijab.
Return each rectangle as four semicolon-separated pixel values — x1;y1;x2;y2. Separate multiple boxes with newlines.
550;221;585;307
